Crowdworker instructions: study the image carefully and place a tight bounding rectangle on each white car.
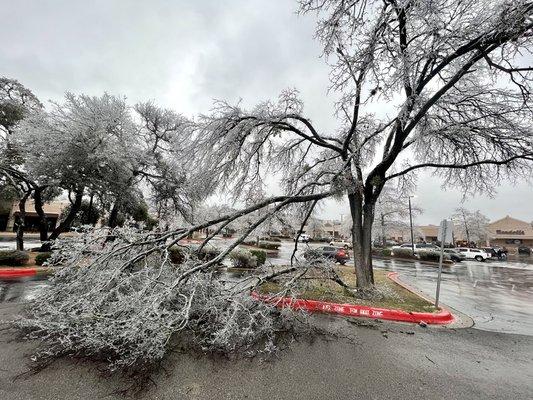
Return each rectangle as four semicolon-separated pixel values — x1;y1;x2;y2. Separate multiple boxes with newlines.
455;247;490;261
329;239;352;249
392;243;438;254
294;234;311;243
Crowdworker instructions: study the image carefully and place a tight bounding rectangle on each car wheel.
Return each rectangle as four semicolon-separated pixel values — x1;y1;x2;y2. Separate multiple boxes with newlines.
475;255;483;262
339;260;346;265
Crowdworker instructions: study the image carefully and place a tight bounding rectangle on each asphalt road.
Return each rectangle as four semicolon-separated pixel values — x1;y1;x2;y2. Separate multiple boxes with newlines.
1;239;532;399
0;303;532;400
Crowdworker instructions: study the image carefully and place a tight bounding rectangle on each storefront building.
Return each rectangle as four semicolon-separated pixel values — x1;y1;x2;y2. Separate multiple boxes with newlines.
488;216;533;249
0;200;68;232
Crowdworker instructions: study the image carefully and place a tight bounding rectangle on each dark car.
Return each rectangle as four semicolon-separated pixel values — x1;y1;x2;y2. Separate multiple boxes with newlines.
518;245;531;255
443;249;465;262
304;246;350;265
489;246;508;259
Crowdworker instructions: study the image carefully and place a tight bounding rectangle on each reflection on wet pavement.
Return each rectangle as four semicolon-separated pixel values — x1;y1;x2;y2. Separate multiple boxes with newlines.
0;240;41;251
373;259;533;336
0;277;49;303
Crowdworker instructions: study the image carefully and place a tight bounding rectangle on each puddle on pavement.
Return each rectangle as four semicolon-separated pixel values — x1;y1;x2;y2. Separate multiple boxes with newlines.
0;276;50;304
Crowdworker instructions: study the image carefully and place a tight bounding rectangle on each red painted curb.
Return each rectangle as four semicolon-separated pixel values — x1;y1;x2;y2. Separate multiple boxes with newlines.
251;285;454;325
0;268;38;279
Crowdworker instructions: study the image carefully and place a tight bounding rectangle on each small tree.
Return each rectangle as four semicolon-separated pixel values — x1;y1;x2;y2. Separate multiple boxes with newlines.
14;93;138;242
374;187;422;246
453;207;490;246
0;77;43;249
0;77;42;138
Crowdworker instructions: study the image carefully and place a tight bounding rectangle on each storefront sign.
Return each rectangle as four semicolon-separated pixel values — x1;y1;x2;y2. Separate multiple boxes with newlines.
496;230;525;235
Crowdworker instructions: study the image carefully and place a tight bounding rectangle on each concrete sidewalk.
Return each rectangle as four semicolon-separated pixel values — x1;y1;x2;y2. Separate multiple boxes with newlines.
1;304;532;400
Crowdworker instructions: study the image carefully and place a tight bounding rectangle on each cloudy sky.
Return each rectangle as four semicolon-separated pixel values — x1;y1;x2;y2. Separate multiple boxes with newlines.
2;0;532;224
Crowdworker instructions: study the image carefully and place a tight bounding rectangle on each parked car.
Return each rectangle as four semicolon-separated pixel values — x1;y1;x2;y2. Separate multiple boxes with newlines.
518;245;531;255
392;243;438;254
443;249;466;262
481;247;499;258
455;247;490;261
304;246;350;265
294;234;311;243
329;239;352;249
494;247;508;259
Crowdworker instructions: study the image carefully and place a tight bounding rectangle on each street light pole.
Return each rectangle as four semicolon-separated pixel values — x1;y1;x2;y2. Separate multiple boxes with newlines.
409;196;415;256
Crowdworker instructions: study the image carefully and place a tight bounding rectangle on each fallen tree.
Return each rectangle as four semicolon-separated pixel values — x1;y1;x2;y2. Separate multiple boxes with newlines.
13;192;351;381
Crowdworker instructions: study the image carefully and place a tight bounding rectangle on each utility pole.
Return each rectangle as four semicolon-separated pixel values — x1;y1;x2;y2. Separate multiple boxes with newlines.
409;196;415;256
436;220;453;308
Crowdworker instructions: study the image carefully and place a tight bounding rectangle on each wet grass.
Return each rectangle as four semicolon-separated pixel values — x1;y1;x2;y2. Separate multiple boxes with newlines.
259;267;437;313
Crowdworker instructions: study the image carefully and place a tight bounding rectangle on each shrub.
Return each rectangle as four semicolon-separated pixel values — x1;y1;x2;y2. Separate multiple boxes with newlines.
196;246;222;262
169;245;222;264
372;248;392;257
0;250;30;266
418;250;450;262
35;252;52;266
250;249;267;266
242;240;280;250
302;248;326;266
258;242;280;250
391;248;417;259
229;249;257;269
169;246;186;264
261;236;281;242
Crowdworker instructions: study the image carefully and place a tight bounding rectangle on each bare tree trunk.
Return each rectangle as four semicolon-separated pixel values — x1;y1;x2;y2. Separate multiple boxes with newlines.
348;193;375;288
87;193;94;225
33;186;49;242
48;189;84;241
108;199;120;228
15;191;32;251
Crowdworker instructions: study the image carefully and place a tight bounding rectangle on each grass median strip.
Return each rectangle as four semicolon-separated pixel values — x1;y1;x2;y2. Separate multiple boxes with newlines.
258;266;436;313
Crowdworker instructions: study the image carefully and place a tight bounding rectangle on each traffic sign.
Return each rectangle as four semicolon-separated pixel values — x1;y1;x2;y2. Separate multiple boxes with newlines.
438;220;454;244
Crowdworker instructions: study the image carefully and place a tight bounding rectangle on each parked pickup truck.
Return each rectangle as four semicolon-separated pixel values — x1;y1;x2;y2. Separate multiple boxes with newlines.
455;247;491;261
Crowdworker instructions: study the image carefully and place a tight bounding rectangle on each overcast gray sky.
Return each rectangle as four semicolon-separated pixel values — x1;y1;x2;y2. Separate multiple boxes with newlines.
1;0;532;224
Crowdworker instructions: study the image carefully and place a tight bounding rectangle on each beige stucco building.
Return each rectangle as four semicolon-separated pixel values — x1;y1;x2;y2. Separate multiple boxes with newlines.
386;216;532;249
487;216;533;249
0;200;69;232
